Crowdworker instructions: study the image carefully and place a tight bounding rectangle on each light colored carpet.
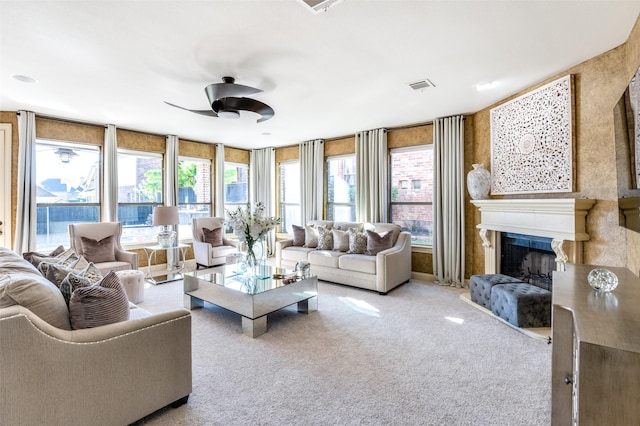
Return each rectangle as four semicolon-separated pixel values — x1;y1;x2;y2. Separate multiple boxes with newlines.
136;278;551;426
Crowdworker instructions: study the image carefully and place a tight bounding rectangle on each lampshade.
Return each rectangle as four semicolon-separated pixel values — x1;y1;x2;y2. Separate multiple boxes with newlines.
153;206;179;226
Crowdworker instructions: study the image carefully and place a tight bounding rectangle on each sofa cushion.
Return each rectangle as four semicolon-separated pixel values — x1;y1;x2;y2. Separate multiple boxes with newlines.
81;235;116;263
366;230;394;255
339;254;377;274
347;228;368;254
69;271;130;329
0;271;72;330
316;226;333;250
281;246;314;264
292;224;306;246
332;228;349;252
308;250;342;268
203;227;223;247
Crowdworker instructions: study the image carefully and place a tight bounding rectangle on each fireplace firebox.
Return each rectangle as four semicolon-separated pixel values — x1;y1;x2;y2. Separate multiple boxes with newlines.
500;233;555;291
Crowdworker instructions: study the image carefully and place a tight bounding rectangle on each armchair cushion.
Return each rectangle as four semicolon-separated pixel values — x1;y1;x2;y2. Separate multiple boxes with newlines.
80;235;116;263
203;227;223;247
69;271;130;329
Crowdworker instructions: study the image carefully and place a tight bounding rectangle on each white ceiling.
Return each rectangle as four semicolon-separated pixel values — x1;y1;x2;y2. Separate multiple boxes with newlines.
1;0;639;150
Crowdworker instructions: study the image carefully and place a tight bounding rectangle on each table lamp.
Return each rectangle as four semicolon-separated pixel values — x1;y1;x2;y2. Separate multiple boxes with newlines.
153;206;179;247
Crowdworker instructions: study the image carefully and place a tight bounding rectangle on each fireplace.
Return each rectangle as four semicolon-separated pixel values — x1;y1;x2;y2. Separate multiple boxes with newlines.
500;232;555;290
471;198;596;276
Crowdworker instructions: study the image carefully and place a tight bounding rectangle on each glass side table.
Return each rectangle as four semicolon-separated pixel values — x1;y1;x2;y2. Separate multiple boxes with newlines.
143;243;189;284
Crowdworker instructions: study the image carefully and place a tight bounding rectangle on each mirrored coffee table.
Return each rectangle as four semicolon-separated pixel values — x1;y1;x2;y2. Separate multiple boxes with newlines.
183;264;318;337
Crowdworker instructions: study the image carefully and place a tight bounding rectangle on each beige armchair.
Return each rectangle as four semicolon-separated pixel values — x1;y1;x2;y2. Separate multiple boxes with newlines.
192;217;237;268
68;222;138;275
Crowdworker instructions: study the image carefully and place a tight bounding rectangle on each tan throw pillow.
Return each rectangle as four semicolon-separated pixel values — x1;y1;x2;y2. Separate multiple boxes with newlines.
365;230;394;256
304;224;319;248
69;271;130;329
347;228;368;254
0;272;72;330
316;225;333;250
332;228;349;252
292;224;306;246
202;227;223;247
80;235;116;263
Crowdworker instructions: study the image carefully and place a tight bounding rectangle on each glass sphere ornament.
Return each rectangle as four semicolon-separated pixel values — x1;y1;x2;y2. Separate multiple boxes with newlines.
587;268;619;292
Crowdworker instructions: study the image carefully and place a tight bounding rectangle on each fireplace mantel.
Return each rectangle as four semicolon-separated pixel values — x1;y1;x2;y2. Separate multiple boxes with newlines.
471;198;596;273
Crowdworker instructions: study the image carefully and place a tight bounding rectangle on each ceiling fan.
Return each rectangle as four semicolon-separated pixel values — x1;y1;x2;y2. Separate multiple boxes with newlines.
165;76;274;123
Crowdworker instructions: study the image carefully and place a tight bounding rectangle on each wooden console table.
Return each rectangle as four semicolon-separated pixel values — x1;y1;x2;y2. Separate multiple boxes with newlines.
551;263;640;425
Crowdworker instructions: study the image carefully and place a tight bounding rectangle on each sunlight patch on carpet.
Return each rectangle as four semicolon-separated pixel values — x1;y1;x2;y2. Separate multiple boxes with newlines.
338;296;380;317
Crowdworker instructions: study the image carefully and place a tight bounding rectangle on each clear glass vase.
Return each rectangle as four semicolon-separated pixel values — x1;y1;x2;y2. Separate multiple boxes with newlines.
242;237;266;276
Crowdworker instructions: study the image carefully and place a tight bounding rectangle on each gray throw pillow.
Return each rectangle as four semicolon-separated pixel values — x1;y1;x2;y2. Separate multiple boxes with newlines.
60;272;94;307
292;224;306;246
203;227;223;247
365;230;394;256
316;225;333;250
80;235;116;263
69;271;130;329
23;245;65;266
347;228;367;254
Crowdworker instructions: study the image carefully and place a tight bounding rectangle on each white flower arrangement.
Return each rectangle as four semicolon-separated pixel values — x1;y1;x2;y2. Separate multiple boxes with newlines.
226;202;280;265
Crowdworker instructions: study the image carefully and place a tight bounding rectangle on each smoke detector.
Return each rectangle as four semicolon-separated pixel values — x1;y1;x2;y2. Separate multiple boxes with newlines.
297;0;344;14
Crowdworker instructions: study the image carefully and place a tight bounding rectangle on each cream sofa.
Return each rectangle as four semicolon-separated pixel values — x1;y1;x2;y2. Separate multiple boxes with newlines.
276;221;412;294
0;247;192;425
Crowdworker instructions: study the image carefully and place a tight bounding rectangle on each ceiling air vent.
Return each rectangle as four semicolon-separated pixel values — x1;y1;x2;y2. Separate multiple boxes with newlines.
297;0;344;14
408;79;436;91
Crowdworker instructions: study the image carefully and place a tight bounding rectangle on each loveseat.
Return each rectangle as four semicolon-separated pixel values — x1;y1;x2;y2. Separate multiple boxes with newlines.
276;221;412;294
0;247;192;425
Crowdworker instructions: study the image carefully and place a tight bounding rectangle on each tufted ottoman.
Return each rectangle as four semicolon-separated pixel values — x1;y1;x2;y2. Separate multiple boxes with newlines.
490;283;551;328
115;270;145;304
470;274;526;309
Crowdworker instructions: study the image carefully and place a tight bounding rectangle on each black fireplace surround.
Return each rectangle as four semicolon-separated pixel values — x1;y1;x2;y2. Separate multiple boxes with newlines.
500;232;555;291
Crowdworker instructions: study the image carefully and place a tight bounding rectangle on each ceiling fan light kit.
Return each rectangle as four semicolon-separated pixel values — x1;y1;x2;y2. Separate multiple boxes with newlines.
165;76;274;123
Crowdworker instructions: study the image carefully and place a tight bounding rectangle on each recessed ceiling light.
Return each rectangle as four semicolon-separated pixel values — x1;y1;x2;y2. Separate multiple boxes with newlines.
475;81;498;91
12;74;37;83
261;132;271;136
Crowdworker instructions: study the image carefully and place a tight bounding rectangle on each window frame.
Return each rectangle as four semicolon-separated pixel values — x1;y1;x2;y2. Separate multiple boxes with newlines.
35;139;101;251
278;160;301;234
326;154;357;222
116;148;164;245
177;155;213;242
389;144;433;247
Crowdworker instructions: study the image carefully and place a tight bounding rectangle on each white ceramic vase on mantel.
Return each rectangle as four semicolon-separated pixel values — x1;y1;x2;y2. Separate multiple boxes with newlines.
467;163;491;200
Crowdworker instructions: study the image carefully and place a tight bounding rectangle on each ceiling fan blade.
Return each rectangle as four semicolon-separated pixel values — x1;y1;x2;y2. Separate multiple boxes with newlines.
222;97;275;123
164;101;218;117
205;77;262;105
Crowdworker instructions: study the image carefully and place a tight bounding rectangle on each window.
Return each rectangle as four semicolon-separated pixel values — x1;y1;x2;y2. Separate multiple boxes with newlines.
177;157;212;240
279;161;300;233
224;162;249;231
35;140;100;250
117;149;163;244
390;145;433;246
327;155;356;221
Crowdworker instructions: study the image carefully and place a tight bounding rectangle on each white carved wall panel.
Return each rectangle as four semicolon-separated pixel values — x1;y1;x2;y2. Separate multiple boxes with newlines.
490;75;574;194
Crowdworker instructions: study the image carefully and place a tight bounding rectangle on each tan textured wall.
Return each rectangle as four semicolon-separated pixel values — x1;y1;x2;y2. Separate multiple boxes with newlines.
179;140;216;159
470;14;640;275
118;129;164;153
225;146;249;164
